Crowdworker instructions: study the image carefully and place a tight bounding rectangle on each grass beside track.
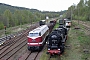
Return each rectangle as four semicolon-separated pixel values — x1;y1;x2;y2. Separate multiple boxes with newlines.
0;23;30;37
40;20;90;60
61;21;90;60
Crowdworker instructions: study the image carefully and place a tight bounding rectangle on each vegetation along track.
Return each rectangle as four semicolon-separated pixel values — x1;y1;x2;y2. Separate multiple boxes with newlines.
47;55;61;60
0;23;39;60
59;20;90;60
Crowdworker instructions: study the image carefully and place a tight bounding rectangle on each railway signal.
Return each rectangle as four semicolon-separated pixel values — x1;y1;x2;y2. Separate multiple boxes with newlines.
4;26;6;30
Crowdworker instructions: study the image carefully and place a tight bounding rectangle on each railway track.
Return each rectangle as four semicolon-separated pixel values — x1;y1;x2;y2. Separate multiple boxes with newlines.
0;26;29;51
0;40;27;60
0;23;39;60
0;23;38;47
73;20;90;36
18;44;47;60
0;23;38;46
0;38;27;58
0;32;26;50
18;49;43;60
0;22;55;60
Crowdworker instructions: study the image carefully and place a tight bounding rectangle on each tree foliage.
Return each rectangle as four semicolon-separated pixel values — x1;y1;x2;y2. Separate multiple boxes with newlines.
0;22;4;29
65;0;90;21
0;3;66;30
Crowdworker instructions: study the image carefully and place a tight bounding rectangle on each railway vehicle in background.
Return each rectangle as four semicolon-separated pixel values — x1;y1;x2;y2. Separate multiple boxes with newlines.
39;20;46;26
47;25;67;55
49;19;57;25
64;19;71;28
59;19;64;25
50;20;56;24
27;25;49;51
48;19;57;33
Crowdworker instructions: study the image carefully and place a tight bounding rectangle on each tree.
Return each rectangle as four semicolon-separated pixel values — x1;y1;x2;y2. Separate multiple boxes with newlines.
3;9;13;27
0;22;4;29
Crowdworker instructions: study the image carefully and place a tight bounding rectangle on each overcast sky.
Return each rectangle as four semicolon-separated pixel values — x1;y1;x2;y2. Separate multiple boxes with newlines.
0;0;80;12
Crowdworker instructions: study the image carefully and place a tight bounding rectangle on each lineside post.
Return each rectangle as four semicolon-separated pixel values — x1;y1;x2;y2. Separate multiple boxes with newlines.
4;26;7;40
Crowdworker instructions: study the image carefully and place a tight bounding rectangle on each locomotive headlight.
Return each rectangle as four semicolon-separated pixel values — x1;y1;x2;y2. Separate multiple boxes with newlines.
46;42;49;44
48;48;50;50
58;49;60;50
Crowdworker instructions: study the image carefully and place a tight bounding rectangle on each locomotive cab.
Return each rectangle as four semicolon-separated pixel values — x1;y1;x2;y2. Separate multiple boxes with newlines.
39;20;46;26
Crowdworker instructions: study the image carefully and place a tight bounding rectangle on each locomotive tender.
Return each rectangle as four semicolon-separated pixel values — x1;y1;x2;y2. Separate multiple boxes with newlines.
27;25;49;51
47;25;67;55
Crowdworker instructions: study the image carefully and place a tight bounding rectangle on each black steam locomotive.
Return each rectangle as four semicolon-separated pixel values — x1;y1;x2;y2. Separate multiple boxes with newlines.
47;25;67;55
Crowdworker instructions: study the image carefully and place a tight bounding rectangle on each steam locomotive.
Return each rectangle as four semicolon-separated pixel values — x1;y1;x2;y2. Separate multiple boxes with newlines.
47;25;67;55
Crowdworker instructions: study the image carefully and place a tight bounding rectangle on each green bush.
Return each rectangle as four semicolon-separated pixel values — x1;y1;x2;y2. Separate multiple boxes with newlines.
0;22;4;30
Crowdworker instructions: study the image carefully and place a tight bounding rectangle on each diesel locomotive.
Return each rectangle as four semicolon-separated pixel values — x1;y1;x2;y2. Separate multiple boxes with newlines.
27;25;49;51
27;20;56;51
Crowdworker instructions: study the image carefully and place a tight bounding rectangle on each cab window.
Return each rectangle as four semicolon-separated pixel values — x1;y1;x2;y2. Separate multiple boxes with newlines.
29;33;39;37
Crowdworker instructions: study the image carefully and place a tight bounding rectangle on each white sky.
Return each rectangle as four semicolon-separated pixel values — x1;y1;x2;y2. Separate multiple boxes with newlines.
0;0;80;12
